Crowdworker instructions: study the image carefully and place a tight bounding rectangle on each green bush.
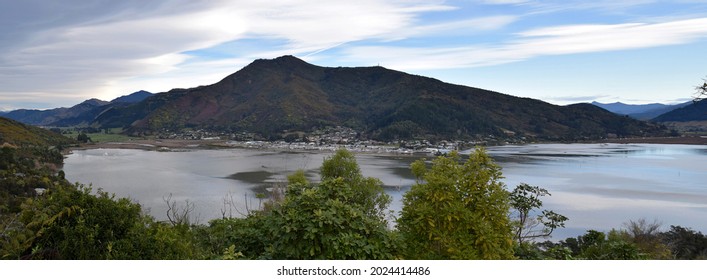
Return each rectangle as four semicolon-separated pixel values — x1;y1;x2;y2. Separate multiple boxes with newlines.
397;148;514;259
3;184;198;259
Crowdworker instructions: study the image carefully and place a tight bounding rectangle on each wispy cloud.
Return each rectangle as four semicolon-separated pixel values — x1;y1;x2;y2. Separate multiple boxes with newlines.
545;95;612;103
340;17;707;70
478;0;531;4
518;0;658;15
2;0;707;108
0;0;452;107
394;15;519;39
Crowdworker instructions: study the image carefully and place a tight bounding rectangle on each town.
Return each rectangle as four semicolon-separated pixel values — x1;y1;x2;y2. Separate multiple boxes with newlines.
133;125;519;154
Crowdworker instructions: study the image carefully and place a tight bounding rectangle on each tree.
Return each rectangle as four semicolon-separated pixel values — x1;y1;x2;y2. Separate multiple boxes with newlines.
266;177;397;259
77;132;91;143
264;150;397;259
6;184;198;259
695;77;707;102
623;218;671;259
574;230;645;260
509;183;567;244
320;149;391;221
660;225;707;260
397;148;514;259
196;149;398;260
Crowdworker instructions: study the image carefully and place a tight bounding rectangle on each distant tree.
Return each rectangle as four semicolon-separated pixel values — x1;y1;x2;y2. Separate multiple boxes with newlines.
397;149;514;259
509;183;568;244
283;133;298;143
77;132;91;143
0;146;16;170
695;77;707;102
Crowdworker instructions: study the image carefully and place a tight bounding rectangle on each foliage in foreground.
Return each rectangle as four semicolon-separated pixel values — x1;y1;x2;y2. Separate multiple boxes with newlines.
1;144;200;259
397;149;514;259
516;218;707;260
510;183;568;244
198;150;398;259
2;183;199;259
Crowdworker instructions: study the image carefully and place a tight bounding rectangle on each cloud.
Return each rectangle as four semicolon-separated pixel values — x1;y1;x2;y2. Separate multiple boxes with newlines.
3;1;707;109
394;15;519;39
0;0;452;108
340;17;707;70
479;0;530;4
518;0;658;15
0;1;249;105
546;95;612;103
515;18;707;54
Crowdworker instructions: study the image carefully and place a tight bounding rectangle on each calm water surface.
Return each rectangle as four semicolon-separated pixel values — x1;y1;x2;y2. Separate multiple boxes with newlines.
63;144;707;239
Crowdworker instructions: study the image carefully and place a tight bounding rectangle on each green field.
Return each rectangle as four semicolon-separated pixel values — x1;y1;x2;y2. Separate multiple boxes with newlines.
63;128;144;143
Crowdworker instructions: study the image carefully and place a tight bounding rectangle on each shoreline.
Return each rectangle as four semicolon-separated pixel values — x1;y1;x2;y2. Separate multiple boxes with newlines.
583;135;707;145
68;136;707;155
69;139;414;155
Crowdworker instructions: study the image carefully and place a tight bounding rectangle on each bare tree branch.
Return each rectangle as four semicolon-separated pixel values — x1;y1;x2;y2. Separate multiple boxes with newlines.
163;193;197;226
694;77;707;102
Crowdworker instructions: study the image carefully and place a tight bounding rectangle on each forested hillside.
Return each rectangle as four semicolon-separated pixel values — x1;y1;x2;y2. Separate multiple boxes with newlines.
90;56;668;141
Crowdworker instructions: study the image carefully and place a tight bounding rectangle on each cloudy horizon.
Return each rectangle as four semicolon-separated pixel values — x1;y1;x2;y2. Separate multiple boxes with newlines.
2;0;707;110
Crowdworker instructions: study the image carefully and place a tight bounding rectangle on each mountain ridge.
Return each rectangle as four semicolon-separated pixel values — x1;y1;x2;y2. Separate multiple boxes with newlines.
652;99;707;122
591;101;691;120
4;90;153;127
97;55;668;141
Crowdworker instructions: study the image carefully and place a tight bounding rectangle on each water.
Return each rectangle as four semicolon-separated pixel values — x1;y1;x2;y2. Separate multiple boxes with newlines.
486;144;707;239
62;144;707;239
62;149;417;224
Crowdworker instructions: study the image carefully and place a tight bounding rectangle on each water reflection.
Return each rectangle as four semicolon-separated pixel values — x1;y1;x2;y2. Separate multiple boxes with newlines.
63;144;707;240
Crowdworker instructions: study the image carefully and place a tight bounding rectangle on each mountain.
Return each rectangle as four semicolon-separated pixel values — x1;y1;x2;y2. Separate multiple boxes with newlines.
630;102;692;120
652;99;707;122
95;55;667;141
110;90;153;104
591;101;691;120
4;90;152;127
0;117;74;146
4;98;109;126
591;102;667;115
49;90;154;127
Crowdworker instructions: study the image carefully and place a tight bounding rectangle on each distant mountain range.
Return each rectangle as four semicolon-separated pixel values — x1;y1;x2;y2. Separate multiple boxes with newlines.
3;91;153;127
590;101;691;120
87;55;667;141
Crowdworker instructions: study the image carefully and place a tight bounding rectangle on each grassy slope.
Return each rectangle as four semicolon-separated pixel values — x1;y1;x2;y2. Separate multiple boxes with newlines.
0;117;75;146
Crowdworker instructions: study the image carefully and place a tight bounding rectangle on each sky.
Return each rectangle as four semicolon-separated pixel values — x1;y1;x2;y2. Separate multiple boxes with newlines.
2;0;707;110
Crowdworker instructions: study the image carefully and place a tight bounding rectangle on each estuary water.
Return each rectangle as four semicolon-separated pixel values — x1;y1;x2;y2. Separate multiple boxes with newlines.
62;144;707;239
